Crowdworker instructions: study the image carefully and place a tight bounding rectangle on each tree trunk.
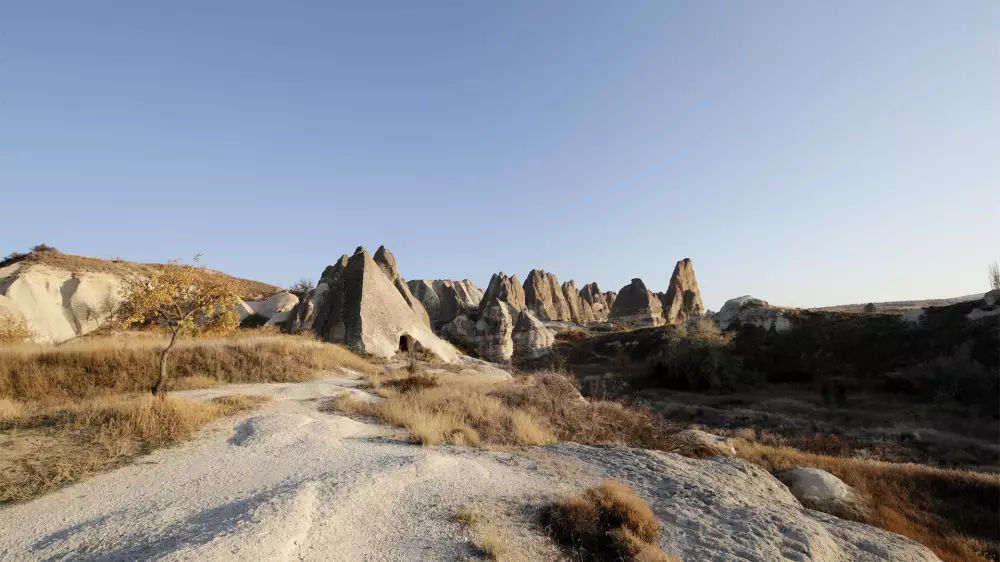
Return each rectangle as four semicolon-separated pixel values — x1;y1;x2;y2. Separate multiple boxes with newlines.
152;331;179;396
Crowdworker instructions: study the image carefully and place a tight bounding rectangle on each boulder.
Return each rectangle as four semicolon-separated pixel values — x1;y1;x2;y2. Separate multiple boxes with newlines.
245;291;299;326
609;278;664;327
481;272;525;312
666;429;736;457
0;263;121;343
523;269;572;321
306;247;457;362
659;258;705;324
776;467;869;519
373;246;431;329
512;309;556;359
715;295;792;332
562;280;596;325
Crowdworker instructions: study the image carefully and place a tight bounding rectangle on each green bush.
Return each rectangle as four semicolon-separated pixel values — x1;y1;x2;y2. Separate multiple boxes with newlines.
645;320;751;391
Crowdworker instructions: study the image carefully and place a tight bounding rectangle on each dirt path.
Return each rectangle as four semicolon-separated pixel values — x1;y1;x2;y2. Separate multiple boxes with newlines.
0;372;577;561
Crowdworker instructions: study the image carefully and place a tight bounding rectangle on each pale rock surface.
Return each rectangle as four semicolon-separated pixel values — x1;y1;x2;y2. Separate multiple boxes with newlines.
715;295;793;332
235;299;255;321
246;291;299;326
0;263;121;343
777;467;869;519
0;374;940;562
666;429;736;457
407;279;483;326
562;280;596;324
551;444;939;562
480;272;525;312
659;258;705;324
579;282;613;322
294;255;349;336
308;248;457;362
373;246;432;329
609;278;664;327
512;309;557;359
522;269;571;321
471;298;516;362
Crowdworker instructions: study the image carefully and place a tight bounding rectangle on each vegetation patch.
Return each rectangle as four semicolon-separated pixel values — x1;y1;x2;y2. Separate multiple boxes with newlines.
541;481;677;562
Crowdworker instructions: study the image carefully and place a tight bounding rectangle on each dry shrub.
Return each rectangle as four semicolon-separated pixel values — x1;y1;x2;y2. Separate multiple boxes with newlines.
0;333;378;401
0;315;33;345
735;440;1000;562
456;506;515;561
541;481;676;562
0;397;27;420
381;373;440;394
1;393;268;503
329;373;678;449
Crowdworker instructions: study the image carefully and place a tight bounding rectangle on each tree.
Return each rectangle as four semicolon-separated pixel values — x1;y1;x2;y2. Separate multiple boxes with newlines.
288;278;315;296
118;258;240;396
0;314;33;344
990;261;999;291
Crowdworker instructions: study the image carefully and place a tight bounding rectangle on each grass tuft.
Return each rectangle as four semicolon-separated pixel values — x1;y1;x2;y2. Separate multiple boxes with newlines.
541;481;677;562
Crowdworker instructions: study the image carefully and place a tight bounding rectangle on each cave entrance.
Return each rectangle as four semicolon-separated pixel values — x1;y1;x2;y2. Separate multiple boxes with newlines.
398;335;411;353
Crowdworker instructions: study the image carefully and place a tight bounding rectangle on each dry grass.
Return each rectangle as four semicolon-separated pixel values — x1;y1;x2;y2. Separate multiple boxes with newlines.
456;506;517;561
541;481;677;562
0;393;269;503
735;439;1000;562
0;332;378;401
0;249;279;299
329;372;678;449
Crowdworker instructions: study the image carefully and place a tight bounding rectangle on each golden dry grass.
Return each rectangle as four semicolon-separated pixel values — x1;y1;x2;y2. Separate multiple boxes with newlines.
0;393;269;503
329;372;677;449
735;439;1000;562
0;332;378;401
456;506;518;561
541;481;677;562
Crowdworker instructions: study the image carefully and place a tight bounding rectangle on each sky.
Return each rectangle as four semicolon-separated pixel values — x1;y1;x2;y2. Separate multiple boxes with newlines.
3;1;998;310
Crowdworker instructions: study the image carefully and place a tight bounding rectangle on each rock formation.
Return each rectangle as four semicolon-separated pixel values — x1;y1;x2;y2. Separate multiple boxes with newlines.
290;247;457;362
561;280;595;324
512;309;556;359
522;269;572;321
373;246;431;328
578;282;613;323
714;295;791;332
407;279;484;327
481;272;525;312
609;278;664;327
0;262;121;343
659;258;704;324
244;291;299;326
665;429;736;457
288;255;347;334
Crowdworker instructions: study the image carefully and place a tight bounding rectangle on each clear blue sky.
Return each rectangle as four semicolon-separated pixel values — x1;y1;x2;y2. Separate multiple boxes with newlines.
3;1;998;310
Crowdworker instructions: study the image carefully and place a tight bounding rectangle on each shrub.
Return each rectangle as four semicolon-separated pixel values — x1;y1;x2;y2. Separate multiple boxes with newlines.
30;243;58;253
0;316;33;345
541;481;676;562
645;320;749;391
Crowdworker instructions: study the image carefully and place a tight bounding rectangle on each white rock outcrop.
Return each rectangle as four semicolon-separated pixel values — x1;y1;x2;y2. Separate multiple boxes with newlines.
777;467;869;519
550;443;939;562
0;263;122;343
245;291;299;326
715;295;793;332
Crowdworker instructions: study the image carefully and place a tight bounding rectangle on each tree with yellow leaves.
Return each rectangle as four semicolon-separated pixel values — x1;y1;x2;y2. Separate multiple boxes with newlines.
118;257;241;395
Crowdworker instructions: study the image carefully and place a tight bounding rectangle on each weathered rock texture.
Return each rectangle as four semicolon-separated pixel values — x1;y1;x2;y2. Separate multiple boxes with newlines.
407;279;484;327
659;258;704;324
290;248;457;362
776;467;869;520
609;278;664;327
665;429;736;457
0;263;122;343
288;255;347;334
561;280;594;324
715;295;792;332
522;269;571;321
373;246;431;329
512;310;557;359
579;282;616;323
550;443;939;562
245;291;299;326
481;272;525;312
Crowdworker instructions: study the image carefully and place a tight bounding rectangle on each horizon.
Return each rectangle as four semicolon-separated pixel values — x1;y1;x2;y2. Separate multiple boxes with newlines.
4;2;998;311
